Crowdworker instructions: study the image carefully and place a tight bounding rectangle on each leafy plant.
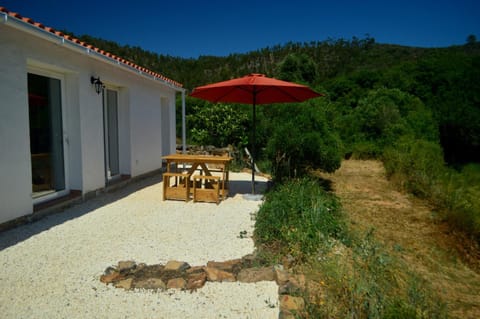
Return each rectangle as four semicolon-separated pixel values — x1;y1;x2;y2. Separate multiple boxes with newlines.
187;103;249;147
254;178;346;259
263;102;342;181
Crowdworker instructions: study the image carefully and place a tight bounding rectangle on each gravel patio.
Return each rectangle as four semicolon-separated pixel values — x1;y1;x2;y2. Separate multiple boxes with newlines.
0;172;278;318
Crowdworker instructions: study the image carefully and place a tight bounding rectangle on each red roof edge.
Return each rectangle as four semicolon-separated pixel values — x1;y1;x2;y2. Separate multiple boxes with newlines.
0;7;183;88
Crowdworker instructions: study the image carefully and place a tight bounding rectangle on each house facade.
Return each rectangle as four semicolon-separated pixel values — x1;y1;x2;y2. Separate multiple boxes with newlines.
0;8;185;225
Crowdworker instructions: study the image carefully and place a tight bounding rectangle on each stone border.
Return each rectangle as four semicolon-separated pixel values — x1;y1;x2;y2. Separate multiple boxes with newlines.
100;254;308;318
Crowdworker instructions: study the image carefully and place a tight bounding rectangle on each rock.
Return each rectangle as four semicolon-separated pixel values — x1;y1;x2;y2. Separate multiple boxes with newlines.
206;259;242;273
167;277;186;289
186;272;207;290
278;281;302;295
186;266;205;274
274;268;290;285
279;295;305;312
164;260;190;272
134;278;166;290
204;267;235;282
135;263;147;272
241;253;257;267
100;272;124;284
115;278;133;290
289;274;306;290
104;266;117;275
117;261;136;273
237;267;275;283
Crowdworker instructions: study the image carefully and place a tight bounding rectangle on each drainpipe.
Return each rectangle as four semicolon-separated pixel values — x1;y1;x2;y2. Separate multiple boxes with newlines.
181;90;186;154
1;11;7;23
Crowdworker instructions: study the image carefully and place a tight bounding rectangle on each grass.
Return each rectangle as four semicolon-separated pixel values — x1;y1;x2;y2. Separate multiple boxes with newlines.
253;175;448;318
383;138;480;244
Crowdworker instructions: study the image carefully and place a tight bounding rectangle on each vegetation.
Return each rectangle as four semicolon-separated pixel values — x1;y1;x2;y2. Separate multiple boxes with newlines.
186;102;249;147
254;177;447;318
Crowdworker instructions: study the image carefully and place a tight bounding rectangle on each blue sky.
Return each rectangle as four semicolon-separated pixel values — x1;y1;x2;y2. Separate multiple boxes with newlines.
2;0;479;58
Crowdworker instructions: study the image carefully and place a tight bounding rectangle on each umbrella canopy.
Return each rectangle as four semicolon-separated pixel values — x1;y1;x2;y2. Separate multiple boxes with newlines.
190;73;323;194
190;73;322;104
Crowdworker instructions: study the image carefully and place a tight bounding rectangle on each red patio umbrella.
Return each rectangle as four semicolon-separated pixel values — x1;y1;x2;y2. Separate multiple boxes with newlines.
190;73;323;194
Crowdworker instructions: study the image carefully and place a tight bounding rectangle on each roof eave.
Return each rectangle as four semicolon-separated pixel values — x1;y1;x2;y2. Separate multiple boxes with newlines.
0;9;184;92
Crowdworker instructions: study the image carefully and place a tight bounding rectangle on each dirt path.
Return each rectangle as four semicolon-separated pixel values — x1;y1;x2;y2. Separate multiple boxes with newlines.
321;160;480;319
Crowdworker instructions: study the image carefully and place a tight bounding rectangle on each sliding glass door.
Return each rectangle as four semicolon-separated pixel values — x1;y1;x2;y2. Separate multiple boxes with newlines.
28;73;66;198
104;88;120;181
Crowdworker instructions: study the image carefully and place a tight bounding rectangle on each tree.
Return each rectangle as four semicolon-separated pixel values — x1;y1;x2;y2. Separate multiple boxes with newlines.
187;103;249;147
264;101;342;181
276;53;317;85
467;34;477;45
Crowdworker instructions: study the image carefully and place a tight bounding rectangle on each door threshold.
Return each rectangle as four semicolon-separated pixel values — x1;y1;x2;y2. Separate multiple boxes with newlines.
33;190;82;213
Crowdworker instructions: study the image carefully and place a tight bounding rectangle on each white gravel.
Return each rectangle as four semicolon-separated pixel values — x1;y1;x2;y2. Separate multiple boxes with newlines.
0;172;278;318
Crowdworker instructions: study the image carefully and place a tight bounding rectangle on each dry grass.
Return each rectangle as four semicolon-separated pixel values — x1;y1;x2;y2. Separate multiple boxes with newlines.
319;160;480;319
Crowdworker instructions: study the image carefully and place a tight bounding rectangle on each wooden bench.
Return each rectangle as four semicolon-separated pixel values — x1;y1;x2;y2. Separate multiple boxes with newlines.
163;172;191;202
192;175;221;204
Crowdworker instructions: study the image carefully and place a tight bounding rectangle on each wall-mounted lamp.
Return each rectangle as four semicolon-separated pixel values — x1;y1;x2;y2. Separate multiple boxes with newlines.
90;76;104;95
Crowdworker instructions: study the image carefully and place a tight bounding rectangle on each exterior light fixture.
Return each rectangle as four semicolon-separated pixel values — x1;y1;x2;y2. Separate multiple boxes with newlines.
90;76;104;94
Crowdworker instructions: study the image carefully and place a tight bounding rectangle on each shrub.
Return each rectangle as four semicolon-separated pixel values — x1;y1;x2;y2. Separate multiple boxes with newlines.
253;178;346;259
264;102;342;181
433;167;480;241
383;136;445;197
187;103;249;147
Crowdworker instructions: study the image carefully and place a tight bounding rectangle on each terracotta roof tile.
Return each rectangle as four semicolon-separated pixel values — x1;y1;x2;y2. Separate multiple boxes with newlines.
0;6;182;88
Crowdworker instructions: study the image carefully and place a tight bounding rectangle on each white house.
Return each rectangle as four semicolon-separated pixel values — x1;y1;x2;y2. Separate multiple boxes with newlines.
0;7;186;225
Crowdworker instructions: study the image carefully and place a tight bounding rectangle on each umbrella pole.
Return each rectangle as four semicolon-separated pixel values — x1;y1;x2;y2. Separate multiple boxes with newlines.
252;100;256;194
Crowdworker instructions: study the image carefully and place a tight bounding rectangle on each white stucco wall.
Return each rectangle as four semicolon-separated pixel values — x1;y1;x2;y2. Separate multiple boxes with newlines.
0;36;33;223
0;22;180;224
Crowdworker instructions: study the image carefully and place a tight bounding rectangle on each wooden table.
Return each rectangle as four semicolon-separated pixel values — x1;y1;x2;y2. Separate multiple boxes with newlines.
162;154;232;203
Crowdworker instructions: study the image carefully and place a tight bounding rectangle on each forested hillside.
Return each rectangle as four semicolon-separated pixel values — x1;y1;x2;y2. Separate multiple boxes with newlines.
77;33;480;164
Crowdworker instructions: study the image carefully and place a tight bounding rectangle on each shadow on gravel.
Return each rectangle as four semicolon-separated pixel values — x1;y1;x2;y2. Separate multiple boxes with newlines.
0;174;164;251
228;180;269;197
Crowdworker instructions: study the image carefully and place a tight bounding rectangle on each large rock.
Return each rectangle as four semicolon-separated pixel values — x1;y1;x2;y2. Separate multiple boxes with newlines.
167;277;187;289
100;272;124;284
237;267;275;283
186;266;205;274
115;278;133;290
204;267;235;282
206;259;242;273
186;272;207;290
164;260;190;272
275;268;290;285
134;278;166;290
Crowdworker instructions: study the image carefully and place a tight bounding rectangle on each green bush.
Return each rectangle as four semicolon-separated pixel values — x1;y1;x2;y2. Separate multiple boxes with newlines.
350;140;383;159
253;178;346;259
433;167;480;241
187;103;249;147
383;136;445;197
263;102;342;181
338;87;439;159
